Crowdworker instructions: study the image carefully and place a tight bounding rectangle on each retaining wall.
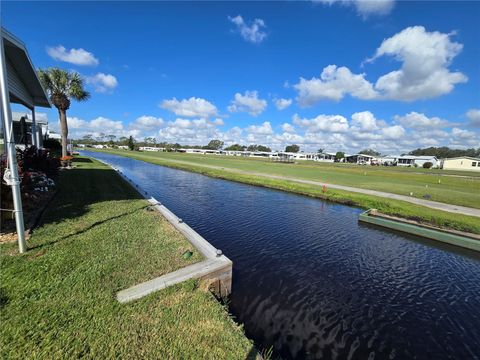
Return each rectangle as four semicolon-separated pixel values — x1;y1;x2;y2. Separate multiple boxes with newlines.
91;157;233;303
359;209;480;252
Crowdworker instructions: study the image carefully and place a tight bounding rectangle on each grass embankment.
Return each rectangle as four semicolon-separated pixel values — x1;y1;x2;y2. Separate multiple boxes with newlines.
90;150;480;235
111;150;480;209
0;157;255;359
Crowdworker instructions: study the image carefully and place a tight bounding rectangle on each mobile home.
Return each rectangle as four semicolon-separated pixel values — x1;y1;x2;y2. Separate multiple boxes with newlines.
441;157;480;172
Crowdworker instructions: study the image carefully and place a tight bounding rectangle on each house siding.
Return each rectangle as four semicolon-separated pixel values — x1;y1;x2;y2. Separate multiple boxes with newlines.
6;56;33;107
442;158;480;171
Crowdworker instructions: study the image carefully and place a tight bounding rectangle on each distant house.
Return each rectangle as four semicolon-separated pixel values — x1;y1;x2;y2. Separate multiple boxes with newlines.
441;157;480;172
316;152;336;162
12;112;48;148
180;148;221;155
345;154;376;165
378;155;399;166
397;155;438;168
47;130;61;140
139;146;162;152
118;145;129;150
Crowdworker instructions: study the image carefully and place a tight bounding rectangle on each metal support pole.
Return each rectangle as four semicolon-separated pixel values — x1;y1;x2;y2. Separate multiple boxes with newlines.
31;107;37;148
0;35;27;253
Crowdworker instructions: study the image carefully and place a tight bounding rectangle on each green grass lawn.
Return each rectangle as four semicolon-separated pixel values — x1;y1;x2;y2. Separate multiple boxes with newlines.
0;157;256;359
86;149;480;235
90;149;480;210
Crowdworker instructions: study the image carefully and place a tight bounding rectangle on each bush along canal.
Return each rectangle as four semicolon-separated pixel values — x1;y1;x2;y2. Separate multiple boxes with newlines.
82;151;480;360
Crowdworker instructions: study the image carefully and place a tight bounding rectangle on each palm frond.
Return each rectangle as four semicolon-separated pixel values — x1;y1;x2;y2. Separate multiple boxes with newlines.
36;67;90;102
69;73;90;101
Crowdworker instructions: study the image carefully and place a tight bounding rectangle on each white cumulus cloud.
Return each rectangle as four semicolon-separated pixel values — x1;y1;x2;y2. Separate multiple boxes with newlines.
394;112;449;129
86;73;118;93
294;65;377;106
160;97;218;118
294;26;467;106
281;123;296;133
228;15;267;44
46;45;99;66
274;98;293;110
316;0;395;17
228;91;267;116
246;121;274;135
293;113;350;133
130;116;165;131
466;109;480;127
370;26;467;101
351;111;379;131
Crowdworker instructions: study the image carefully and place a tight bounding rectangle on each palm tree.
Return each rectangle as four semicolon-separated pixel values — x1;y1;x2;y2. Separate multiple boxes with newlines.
37;68;90;157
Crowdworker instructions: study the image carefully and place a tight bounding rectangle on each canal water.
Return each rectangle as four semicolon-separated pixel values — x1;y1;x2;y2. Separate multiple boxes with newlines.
83;151;480;360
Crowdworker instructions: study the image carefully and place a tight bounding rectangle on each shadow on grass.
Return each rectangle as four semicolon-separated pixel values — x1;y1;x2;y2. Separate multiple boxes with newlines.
30;205;148;250
32;164;144;244
72;157;93;163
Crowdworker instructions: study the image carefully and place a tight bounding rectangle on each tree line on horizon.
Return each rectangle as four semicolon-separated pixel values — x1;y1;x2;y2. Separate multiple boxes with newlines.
73;134;480;159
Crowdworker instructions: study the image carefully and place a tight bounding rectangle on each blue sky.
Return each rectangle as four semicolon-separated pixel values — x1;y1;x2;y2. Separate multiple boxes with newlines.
4;1;480;152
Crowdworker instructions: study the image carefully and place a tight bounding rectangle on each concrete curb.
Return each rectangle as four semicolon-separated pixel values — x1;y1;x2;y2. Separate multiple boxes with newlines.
359;209;480;252
91;157;233;303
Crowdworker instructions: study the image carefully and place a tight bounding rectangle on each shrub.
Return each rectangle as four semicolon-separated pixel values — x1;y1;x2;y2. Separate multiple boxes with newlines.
43;138;62;150
423;162;433;169
17;146;60;176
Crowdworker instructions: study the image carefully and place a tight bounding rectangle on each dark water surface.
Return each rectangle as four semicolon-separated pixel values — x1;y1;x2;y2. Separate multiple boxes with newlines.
83;151;480;360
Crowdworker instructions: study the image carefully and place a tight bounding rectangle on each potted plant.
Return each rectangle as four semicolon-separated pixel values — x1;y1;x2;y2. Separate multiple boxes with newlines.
60;156;73;168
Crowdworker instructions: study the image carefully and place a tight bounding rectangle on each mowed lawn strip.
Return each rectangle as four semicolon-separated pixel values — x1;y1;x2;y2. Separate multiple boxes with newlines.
89;149;480;234
93;149;480;210
0;157;255;359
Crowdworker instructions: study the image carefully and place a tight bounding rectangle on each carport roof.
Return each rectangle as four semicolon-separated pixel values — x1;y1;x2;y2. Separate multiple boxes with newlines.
2;27;50;108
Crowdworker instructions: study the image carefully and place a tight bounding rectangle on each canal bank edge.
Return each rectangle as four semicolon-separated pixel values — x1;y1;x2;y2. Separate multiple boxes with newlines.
83;149;480;235
359;209;480;252
91;157;234;303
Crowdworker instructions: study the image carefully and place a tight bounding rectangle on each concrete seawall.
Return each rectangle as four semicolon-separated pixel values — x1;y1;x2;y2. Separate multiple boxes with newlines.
91;157;233;303
359;209;480;252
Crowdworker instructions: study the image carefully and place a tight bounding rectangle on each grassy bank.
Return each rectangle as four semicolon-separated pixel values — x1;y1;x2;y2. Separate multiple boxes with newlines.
88;149;480;234
92;149;480;209
0;157;255;359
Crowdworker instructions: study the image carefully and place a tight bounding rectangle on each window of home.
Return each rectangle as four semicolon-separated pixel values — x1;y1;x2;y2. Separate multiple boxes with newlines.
473;162;477;167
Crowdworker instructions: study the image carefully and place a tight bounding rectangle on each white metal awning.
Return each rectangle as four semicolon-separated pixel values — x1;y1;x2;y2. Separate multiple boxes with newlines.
2;27;50;109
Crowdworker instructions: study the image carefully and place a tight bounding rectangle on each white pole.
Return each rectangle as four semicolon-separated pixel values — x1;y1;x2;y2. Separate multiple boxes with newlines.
0;34;27;253
31;107;37;148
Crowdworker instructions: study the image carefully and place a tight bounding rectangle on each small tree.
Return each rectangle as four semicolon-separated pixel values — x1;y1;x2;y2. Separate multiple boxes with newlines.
205;139;224;150
317;148;324;154
82;134;93;145
225;144;246;151
247;144;271;152
144;137;156;146
335;151;345;161
359;148;381;156
256;145;271;152
285;144;300;153
128;136;135;151
423;162;433;169
106;135;116;147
